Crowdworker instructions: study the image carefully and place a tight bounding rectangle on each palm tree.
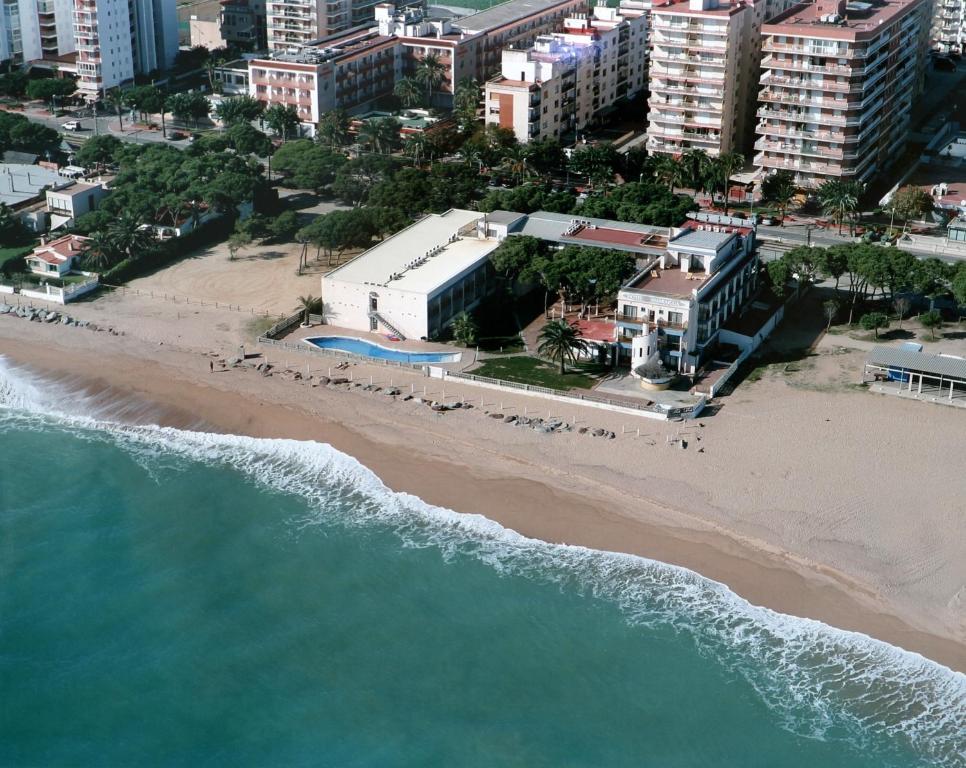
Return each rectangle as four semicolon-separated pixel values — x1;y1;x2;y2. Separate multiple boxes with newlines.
403;133;427;165
760;169;799;226
108;211;154;260
654;155;683;194
317;109;350;147
81;230;120;271
106;88;125;132
502;144;530;183
415;53;447;108
394;76;422;109
537;320;590;375
450;311;477;346
359;117;400;154
297;294;324;325
717;151;745;215
680;149;710;192
818;179;861;235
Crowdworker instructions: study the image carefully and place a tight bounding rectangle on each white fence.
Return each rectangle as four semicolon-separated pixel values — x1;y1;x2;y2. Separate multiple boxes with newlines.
18;276;100;305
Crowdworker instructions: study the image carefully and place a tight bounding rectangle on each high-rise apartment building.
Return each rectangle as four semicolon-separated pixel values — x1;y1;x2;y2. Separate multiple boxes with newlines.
484;2;648;143
1;0;75;64
265;0;420;52
931;0;965;53
72;0;177;97
646;0;765;158
755;0;930;188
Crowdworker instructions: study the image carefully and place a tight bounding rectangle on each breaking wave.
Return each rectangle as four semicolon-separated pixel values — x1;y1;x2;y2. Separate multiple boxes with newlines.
1;355;963;767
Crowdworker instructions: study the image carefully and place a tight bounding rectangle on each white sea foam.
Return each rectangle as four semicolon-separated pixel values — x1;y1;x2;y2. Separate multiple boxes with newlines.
1;355;964;767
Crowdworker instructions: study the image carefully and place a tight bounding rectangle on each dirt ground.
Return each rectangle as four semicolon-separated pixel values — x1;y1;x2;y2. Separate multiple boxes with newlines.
122;192;356;316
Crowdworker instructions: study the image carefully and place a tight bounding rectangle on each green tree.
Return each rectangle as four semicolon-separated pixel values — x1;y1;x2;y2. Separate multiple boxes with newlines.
298;209;375;264
297;294;325;324
225;122;273;156
215;95;264;125
887;186;934;233
818;179;862;235
860;311;889;339
80;230;122;271
415;53;447;107
716;151;745;215
816;243;850;292
108;211;155;260
523;138;565;178
227;230;252;260
568;144;619;188
358;117;401;154
271;140;345;191
919;309;943;340
263;103;300;140
952;262;966;307
453;77;480;133
0;71;28;98
317;109;350;147
760;170;798;225
268;209;299;240
0;202;27;244
394;76;423;109
26;77;75;110
767;258;791;296
823;298;839;330
168;91;211;127
450;311;478;346
537;320;590;375
489;235;545;285
680;149;711;192
8;120;59;154
654;154;684;194
893;295;911;329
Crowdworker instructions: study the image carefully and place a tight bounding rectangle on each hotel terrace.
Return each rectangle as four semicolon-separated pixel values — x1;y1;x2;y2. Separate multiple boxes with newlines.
755;0;930;188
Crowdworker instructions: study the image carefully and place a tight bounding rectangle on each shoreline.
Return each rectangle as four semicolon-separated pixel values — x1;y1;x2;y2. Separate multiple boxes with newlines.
1;329;963;673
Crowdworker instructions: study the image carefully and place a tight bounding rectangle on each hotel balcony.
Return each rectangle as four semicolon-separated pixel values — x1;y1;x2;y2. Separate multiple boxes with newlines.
653;19;728;36
761;40;850;58
754;138;858;161
650;49;726;67
648;97;723;113
760;73;862;94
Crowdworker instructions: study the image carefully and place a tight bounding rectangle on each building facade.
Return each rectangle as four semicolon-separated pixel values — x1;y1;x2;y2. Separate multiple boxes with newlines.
265;0;419;52
484;1;648;143
221;0;267;50
646;0;765;157
0;0;75;64
931;0;965;53
322;209;500;340
251;0;587;131
755;0;930;188
616;212;758;374
72;0;178;97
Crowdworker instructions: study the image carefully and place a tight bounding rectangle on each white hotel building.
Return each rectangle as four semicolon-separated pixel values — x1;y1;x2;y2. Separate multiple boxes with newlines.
322;209;501;341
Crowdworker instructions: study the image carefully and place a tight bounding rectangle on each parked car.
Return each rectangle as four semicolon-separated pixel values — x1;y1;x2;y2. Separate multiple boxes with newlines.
61;120;81;131
167;131;186;141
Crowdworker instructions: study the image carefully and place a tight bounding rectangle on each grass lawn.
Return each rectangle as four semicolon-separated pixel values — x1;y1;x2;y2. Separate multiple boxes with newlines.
471;355;609;390
0;242;35;271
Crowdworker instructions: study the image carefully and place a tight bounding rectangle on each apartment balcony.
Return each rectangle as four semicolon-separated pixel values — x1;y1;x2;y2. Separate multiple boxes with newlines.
651;49;726;67
648;97;723;113
760;55;854;77
652;68;725;84
650;81;720;97
648;125;721;144
754;138;858;161
759;88;859;111
756;107;861;127
755;152;851;177
760;73;862;94
654;19;728;36
756;122;848;143
75;43;100;54
761;40;850;58
650;111;723;129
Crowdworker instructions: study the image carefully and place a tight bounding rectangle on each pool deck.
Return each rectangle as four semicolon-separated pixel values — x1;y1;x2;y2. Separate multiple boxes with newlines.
283;324;468;369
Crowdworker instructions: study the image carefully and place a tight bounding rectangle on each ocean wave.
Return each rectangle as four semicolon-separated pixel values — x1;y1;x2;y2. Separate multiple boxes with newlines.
2;355;964;767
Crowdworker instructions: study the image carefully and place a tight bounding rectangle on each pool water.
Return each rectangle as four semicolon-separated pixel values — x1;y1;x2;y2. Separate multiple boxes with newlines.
303;336;461;364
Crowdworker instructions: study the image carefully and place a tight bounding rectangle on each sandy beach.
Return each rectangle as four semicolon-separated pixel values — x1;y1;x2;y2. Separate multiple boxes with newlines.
1;292;964;672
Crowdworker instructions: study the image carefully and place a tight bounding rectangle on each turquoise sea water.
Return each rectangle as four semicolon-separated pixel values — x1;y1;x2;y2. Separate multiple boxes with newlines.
1;358;964;767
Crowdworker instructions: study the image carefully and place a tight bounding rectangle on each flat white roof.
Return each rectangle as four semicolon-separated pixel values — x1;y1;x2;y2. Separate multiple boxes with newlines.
326;209;500;296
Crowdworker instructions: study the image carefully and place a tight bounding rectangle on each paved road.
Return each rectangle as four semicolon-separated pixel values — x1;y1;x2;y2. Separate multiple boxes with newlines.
19;103;193;148
756;224;966;265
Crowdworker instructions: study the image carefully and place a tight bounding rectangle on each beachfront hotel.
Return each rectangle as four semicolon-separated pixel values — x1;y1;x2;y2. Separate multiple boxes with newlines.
646;0;770;157
754;0;931;188
484;1;648;144
616;212;759;374
321;209;502;340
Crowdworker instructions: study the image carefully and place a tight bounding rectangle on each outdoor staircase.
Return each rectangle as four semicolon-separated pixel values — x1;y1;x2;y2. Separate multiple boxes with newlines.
368;311;406;340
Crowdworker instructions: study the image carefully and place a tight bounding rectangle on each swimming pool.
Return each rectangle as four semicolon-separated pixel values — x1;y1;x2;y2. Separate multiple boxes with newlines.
303;336;462;364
